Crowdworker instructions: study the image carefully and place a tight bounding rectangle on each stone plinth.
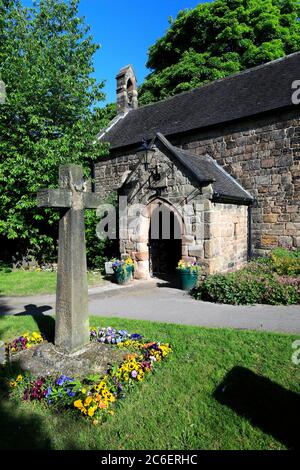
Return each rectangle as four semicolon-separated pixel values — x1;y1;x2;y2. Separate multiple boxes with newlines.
10;342;126;379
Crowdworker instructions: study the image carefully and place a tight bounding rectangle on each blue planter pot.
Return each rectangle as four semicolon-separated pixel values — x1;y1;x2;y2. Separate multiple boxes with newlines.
113;265;133;284
177;270;198;291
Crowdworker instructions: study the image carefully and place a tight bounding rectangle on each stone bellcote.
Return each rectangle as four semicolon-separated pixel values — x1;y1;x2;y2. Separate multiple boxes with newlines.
116;65;138;114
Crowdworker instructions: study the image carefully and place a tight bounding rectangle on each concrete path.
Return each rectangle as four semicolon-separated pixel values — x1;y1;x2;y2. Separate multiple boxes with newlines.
0;278;299;334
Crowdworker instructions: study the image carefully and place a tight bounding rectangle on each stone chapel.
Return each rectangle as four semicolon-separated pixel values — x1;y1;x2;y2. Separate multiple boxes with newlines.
94;54;300;280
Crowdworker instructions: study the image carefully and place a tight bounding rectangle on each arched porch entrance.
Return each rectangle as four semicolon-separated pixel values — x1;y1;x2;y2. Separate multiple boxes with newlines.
149;204;182;276
133;198;184;279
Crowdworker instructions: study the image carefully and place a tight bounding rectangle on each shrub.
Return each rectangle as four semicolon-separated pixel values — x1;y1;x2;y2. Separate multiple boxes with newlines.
270;248;300;276
193;269;300;305
0;262;12;273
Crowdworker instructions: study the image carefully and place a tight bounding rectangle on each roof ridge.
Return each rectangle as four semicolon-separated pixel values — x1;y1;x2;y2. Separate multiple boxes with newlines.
134;51;300;112
96;111;129;141
99;52;300;150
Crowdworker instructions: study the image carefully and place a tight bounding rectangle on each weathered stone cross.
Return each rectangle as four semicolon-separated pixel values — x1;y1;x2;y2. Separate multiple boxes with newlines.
37;164;102;353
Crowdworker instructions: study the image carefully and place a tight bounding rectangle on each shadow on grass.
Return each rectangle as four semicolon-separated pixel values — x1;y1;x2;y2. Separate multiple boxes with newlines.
0;358;84;450
0;296;13;339
0;296;55;342
213;366;300;449
15;305;55;342
0;296;12;315
0;359;53;449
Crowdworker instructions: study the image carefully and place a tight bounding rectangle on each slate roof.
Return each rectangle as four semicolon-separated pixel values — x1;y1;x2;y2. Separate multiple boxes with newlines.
155;133;253;205
99;52;300;150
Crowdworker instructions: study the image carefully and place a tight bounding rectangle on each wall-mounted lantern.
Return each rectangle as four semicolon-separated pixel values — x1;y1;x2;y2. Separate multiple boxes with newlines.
136;138;156;172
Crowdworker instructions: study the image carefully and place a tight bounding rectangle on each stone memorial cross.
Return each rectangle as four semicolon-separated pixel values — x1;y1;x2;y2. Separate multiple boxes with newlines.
37;164;102;353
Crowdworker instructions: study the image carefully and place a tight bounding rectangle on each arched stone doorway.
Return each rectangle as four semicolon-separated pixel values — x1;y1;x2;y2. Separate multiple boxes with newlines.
133;198;184;279
149;204;182;276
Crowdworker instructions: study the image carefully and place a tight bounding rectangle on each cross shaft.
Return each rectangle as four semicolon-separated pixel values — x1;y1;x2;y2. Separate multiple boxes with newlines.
37;164;102;352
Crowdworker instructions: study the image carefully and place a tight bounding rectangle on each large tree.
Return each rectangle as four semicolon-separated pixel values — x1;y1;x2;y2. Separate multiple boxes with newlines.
139;0;300;105
0;0;108;262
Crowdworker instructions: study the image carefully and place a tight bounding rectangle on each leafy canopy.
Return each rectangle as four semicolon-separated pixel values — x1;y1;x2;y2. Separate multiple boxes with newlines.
139;0;300;104
0;0;108;261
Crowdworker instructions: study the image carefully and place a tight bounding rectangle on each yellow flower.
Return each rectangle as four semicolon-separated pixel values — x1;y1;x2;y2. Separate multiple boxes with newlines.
16;375;23;382
9;381;17;388
32;332;41;339
88;406;97;417
81;388;87;394
74;399;83;409
84;396;93;407
96;381;106;391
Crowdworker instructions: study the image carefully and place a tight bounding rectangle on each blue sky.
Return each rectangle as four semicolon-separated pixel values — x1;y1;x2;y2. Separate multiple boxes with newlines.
22;0;210;105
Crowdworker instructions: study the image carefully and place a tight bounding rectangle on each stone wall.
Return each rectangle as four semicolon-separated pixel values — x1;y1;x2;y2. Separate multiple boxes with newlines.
94;147;250;277
205;203;248;273
95;107;299;259
174;108;300;253
94;152;140;198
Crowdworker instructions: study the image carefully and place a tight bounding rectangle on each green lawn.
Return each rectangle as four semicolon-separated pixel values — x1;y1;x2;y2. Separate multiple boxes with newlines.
0;270;104;296
0;315;299;450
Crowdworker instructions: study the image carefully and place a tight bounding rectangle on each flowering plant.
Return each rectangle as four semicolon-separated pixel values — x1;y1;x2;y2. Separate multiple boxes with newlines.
176;259;201;274
6;331;44;354
90;326;143;344
111;257;134;273
6;326;172;424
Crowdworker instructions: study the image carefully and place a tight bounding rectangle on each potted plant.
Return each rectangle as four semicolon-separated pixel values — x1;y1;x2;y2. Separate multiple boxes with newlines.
176;259;201;291
111;257;134;285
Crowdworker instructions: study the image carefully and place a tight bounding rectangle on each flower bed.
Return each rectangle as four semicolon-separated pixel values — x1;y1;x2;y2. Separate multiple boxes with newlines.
4;327;172;424
193;249;300;305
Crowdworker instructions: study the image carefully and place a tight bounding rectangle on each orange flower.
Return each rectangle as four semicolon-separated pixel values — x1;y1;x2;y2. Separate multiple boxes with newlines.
142;342;156;349
125;353;138;361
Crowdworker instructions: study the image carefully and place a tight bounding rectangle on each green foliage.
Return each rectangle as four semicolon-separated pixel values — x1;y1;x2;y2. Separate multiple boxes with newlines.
96;102;117;131
270;247;300;275
0;0;108;262
193;250;300;305
194;270;300;305
85;192;119;272
139;0;300;104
